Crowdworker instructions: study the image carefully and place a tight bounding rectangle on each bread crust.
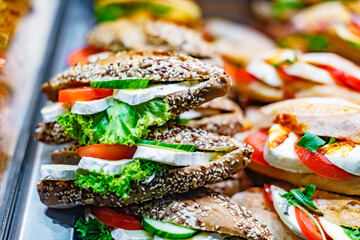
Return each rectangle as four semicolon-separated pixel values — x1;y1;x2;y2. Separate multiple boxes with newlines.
120;188;274;240
37;146;252;209
41;51;229;101
249;161;360;195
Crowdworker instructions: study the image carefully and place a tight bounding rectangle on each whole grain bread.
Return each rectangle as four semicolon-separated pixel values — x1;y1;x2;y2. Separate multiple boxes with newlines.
37;144;252;208
119;188;274;240
41;51;229;101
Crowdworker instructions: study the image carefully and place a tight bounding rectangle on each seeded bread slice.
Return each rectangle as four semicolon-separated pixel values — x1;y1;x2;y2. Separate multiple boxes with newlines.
41;51;229;101
118;188;274;240
37;144;252;208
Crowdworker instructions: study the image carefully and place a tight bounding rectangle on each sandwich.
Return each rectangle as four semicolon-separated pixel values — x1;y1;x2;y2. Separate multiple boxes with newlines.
68;18;221;66
243;97;360;195
232;183;360;240
272;1;360;63
36;51;231;163
227;48;360;103
94;0;201;27
37;123;252;208
74;188;274;240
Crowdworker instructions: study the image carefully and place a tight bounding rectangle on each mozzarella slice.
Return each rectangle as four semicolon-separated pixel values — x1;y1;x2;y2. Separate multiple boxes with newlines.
41;103;65;123
87;51;112;63
179;110;203;120
271;185;306;239
319;217;352;240
40;164;79;180
71;97;116;115
284;62;335;85
264;124;312;173
246;60;282;87
133;146;218;166
335;24;360;49
113;83;190;106
322;143;360;176
111;228;153;240
302;51;360;81
78;157;134;175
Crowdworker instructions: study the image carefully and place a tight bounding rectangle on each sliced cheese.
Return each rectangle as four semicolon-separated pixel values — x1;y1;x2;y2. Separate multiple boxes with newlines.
40;164;79;180
179;110;203;120
271;185;306;239
335;24;360;50
41;102;65;123
71;97;116;115
264;124;312;173
284;62;335;85
113;83;190;106
246;60;282;87
323;143;360;176
78;157;133;175
133;146;217;166
87;51;112;63
319;217;352;240
111;228;153;240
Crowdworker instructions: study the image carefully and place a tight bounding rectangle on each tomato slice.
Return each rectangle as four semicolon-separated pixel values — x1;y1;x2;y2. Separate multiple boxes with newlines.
58;87;113;103
263;184;274;209
244;130;270;166
320;65;360;92
295;207;331;240
224;61;256;85
67;46;103;66
77;144;137;160
91;206;143;230
349;21;360;37
294;143;352;179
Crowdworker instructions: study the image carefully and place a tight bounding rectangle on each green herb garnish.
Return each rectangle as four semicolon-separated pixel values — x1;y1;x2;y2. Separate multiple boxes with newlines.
75;217;112;240
343;227;360;240
296;131;326;153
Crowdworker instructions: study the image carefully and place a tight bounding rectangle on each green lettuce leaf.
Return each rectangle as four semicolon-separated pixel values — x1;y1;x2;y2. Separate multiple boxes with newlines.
343;227;360;240
75;160;172;200
75;217;112;240
57;99;171;146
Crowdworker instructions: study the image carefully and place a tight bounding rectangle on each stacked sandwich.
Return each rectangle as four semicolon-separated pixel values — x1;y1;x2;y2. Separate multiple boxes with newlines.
35;50;275;239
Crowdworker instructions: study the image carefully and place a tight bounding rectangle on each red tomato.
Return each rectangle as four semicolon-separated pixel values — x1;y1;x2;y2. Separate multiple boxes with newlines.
349;21;360;37
224;62;256;84
294;143;352;179
295;207;330;240
58;87;113;103
0;52;6;71
263;184;274;209
91;207;143;230
67;46;103;66
244;130;270;166
321;65;360;92
77;144;137;160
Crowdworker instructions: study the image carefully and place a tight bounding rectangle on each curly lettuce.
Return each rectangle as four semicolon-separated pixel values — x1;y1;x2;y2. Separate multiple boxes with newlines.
75;159;172;200
57;99;171;146
75;217;112;240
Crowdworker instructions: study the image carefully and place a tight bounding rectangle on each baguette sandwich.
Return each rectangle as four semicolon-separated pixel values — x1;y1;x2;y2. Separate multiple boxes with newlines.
75;188;274;240
227;48;360;103
244;97;360;195
232;184;360;240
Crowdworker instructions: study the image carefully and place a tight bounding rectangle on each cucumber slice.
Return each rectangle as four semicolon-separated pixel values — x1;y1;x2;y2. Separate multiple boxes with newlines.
142;218;198;239
90;79;150;89
136;140;196;152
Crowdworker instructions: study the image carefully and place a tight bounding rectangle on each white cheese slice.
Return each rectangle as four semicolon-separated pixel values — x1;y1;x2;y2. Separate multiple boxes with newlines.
40;164;79;180
179;110;203;120
302;51;360;81
154;232;227;240
246;60;282;87
78;157;134;175
271;185;306;239
284;62;335;85
111;228;153;240
319;217;352;240
264;124;312;173
113;83;190;106
41;102;65;123
71;97;116;115
87;51;112;63
335;24;360;49
133;146;217;166
323;143;360;176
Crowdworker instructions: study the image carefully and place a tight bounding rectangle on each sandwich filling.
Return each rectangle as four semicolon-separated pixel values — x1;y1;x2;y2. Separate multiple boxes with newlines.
263;184;360;240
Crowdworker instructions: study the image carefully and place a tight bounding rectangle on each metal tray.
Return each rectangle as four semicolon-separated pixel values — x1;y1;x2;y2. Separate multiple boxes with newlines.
1;1;251;239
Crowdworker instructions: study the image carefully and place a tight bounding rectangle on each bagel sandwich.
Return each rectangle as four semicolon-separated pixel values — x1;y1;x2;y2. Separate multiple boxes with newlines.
244;97;360;195
232;183;360;240
74;188;274;240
